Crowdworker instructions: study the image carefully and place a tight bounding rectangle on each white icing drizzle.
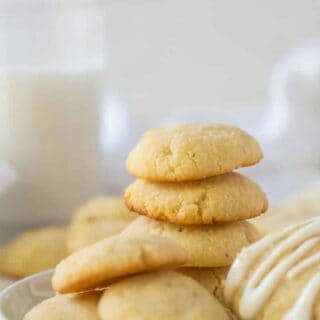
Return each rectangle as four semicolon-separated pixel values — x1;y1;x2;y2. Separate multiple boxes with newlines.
224;217;320;319
239;237;318;318
224;223;297;303
283;272;320;320
287;249;320;279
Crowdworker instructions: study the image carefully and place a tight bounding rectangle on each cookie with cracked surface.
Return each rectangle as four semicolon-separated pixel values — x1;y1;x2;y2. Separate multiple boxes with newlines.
224;217;320;320
0;226;68;278
98;271;230;320
23;292;101;320
126;124;263;182
179;267;228;305
52;233;188;294
125;172;268;224
122;216;261;267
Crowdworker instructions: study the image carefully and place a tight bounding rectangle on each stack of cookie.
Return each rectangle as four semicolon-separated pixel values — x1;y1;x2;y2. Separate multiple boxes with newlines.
25;124;268;320
124;124;268;304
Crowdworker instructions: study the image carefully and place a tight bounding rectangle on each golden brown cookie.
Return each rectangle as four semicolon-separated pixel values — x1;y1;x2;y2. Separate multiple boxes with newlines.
67;196;137;253
72;196;136;223
52;233;188;294
179;267;228;305
67;220;130;253
98;271;230;320
123;216;261;267
0;226;68;278
23;292;101;320
125;172;268;224
252;186;320;233
225;217;320;320
126;124;262;182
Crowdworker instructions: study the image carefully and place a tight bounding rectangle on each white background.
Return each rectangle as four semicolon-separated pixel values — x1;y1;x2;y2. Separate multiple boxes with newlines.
104;0;320;118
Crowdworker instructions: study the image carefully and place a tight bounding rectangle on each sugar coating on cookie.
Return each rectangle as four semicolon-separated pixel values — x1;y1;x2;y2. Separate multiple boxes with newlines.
126;124;263;182
98;271;230;320
125;172;268;224
0;226;68;278
23;292;101;320
123;216;261;267
224;217;320;320
52;234;188;294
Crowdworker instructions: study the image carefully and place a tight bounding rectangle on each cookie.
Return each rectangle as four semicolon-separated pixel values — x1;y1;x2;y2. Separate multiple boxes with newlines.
67;196;137;252
125;172;268;224
179;267;228;305
67;220;130;253
72;196;136;223
0;226;67;278
126;124;262;182
52;233;188;293
98;271;230;320
225;217;320;320
23;292;101;320
123;216;261;267
252;186;320;233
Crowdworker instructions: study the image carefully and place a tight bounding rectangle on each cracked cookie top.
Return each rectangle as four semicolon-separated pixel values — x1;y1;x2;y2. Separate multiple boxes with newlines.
124;172;268;224
126;124;263;182
123;216;261;267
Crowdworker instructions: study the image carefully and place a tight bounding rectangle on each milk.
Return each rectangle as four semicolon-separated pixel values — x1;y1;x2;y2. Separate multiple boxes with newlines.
0;68;107;224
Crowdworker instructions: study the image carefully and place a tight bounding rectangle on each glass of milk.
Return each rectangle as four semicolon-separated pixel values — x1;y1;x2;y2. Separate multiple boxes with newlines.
0;1;108;225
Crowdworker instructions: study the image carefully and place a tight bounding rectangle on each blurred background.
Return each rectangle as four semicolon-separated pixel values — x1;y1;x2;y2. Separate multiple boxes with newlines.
0;0;320;238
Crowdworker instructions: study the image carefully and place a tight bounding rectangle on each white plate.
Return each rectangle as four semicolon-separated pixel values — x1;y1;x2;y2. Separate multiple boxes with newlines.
0;270;54;320
0;278;14;293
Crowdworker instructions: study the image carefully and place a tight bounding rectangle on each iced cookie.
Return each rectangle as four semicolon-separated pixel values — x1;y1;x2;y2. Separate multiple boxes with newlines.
98;271;230;320
53;233;188;293
123;216;261;267
225;217;320;320
125;173;268;224
67;196;137;252
0;226;68;278
126;124;262;182
23;292;101;320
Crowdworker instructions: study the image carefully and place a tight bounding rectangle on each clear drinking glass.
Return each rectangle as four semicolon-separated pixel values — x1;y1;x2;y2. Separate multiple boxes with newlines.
0;0;108;228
